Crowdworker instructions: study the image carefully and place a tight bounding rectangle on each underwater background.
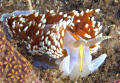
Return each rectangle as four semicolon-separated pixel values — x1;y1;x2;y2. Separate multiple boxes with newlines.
0;0;120;83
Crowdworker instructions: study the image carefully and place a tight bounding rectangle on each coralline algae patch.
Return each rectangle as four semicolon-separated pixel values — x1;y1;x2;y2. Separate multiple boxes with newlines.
0;28;41;83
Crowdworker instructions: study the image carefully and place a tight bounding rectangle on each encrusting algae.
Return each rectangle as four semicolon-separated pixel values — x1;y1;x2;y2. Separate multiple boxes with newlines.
0;28;41;83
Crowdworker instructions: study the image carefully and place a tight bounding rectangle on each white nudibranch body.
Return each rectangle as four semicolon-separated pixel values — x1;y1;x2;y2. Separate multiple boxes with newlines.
55;31;110;80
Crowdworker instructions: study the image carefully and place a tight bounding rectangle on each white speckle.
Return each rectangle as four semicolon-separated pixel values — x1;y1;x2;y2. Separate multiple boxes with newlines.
46;31;50;35
41;14;45;21
80;10;84;16
12;20;16;29
17;22;19;25
41;36;44;40
60;48;62;52
18;14;22;17
12;24;15;29
50;10;54;14
56;25;60;32
57;34;60;40
86;9;89;13
95;9;100;12
19;24;23;27
97;22;101;27
72;10;78;15
18;29;21;33
59;12;63;15
47;40;51;46
94;28;99;31
50;33;54;36
35;12;39;17
90;9;93;12
45;37;48;44
19;17;25;22
51;24;56;29
46;9;49;12
84;34;91;38
57;42;60;48
53;46;56;50
60;38;63;44
91;16;94;21
40;42;44;47
77;20;80;23
59;54;63;57
51;45;56;50
30;39;33;42
85;24;89;28
29;21;32;26
36;30;39;36
63;14;67;17
38;23;41;27
51;50;54;54
61;30;64;37
42;19;46;23
42;42;44;47
27;44;31;49
41;24;45;29
93;21;96;27
76;13;79;16
99;25;102;30
27;36;30;40
51;45;54;50
67;16;71;18
12;30;15;34
66;19;71;26
44;46;48;50
55;40;58;46
55;52;57;55
95;31;99;35
62;21;66;29
71;23;74;26
23;26;28;31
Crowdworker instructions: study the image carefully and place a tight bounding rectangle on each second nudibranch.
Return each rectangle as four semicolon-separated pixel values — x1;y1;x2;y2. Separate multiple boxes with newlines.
56;30;111;80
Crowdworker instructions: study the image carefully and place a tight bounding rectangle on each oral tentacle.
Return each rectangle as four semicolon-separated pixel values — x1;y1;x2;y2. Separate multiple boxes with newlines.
88;54;107;71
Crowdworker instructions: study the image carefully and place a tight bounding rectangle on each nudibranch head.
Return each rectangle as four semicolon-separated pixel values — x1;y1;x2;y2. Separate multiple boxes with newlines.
56;31;111;80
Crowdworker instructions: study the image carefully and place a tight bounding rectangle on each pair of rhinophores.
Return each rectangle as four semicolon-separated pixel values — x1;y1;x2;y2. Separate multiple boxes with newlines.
0;9;111;80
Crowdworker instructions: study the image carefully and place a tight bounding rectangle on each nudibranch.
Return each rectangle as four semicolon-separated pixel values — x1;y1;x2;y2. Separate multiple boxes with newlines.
0;28;41;83
0;9;111;79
